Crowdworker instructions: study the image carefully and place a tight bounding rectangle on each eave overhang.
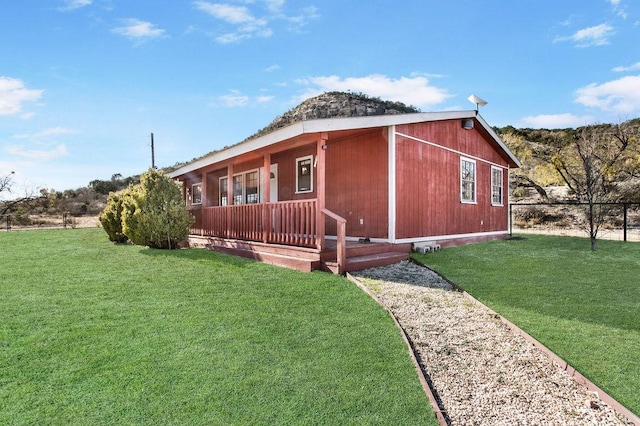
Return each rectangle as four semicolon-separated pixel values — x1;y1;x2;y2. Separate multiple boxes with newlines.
169;110;520;178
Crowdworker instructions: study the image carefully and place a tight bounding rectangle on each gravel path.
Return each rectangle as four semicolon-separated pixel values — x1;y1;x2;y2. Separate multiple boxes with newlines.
351;261;634;425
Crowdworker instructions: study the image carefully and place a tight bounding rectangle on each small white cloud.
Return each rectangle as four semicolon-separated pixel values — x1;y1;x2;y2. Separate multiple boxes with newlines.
256;95;274;103
521;113;595;128
294;74;452;109
265;0;285;13
264;64;280;72
193;1;315;43
112;19;166;43
0;77;43;116
612;62;640;72
219;91;250;107
555;23;614;47
59;0;92;11
13;127;77;140
281;6;320;30
575;75;640;113
6;144;68;161
607;0;627;18
194;2;255;24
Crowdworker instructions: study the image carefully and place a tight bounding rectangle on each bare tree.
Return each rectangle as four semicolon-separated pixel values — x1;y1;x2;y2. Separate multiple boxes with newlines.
0;172;41;217
0;171;15;195
551;120;640;250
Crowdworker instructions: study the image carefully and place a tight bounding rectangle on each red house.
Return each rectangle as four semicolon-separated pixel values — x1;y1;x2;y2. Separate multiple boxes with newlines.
169;109;520;273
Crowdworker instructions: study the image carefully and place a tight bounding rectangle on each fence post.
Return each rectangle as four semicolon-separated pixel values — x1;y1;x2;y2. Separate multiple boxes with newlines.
623;203;628;242
509;204;513;237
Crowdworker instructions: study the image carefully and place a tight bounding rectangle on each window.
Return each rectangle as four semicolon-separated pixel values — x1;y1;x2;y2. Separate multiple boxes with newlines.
296;156;313;193
233;175;244;205
191;183;202;204
491;166;503;206
221;170;260;205
219;177;228;206
460;158;476;203
245;171;259;204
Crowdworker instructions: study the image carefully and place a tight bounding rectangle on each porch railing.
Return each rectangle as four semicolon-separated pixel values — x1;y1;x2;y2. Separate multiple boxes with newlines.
189;199;318;248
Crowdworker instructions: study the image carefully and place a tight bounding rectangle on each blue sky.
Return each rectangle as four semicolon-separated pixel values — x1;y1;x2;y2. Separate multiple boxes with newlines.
1;0;640;193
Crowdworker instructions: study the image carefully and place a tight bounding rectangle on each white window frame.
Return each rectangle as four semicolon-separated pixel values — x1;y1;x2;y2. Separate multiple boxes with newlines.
219;177;228;206
491;166;503;206
191;183;202;205
460;157;476;204
244;169;260;204
295;155;314;194
222;169;261;205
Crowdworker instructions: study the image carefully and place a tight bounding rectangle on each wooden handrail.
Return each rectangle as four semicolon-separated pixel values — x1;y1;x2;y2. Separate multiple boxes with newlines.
189;200;319;248
321;208;347;274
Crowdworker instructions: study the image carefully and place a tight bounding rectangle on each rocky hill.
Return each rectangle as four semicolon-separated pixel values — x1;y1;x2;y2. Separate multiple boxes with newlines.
243;91;420;141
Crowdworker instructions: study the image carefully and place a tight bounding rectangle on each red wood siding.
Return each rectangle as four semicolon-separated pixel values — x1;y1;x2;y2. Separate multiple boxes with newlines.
272;145;317;201
325;130;388;239
205;169;226;206
395;120;509;239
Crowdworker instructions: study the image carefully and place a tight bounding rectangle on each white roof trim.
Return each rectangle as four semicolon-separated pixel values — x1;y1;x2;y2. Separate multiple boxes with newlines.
169;110;519;177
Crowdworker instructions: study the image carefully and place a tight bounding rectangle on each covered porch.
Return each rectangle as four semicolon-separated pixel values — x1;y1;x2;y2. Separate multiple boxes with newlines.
175;127;411;273
187;198;409;274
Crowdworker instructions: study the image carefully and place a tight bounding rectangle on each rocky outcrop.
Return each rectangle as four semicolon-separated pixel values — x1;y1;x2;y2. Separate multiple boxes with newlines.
244;91;420;141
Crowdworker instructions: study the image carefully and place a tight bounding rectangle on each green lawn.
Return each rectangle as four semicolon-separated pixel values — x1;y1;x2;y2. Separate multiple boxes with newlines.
414;234;640;416
0;228;436;425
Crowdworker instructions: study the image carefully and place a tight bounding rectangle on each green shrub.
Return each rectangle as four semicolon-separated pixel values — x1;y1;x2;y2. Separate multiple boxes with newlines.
121;169;193;249
99;192;128;243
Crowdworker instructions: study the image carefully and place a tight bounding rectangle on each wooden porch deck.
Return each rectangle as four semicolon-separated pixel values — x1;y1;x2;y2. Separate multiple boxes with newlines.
187;235;411;274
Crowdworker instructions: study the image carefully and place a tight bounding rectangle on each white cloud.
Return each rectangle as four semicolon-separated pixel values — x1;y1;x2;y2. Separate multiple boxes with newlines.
0;77;43;116
13;127;77;140
607;0;627;19
194;2;255;24
575;75;640;113
521;113;595;128
59;0;92;11
112;19;166;43
219;92;250;107
554;23;614;47
265;0;285;13
6;144;68;161
256;95;274;103
264;64;280;72
193;1;317;43
612;62;640;72
294;74;452;109
194;1;270;43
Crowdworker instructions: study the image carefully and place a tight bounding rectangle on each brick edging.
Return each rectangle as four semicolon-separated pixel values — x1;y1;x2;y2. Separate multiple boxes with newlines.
410;260;640;426
346;272;450;426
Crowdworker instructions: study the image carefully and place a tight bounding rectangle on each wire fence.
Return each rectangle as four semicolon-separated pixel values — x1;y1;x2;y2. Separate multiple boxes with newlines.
1;213;74;231
509;202;640;242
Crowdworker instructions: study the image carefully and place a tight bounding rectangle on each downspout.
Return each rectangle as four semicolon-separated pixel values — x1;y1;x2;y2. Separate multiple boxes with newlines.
263;154;271;244
388;125;397;243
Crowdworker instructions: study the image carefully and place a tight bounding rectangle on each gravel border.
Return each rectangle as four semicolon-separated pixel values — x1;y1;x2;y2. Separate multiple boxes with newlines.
351;261;634;425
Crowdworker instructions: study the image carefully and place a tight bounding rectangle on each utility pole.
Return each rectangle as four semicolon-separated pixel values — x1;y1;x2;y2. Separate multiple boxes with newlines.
150;133;156;169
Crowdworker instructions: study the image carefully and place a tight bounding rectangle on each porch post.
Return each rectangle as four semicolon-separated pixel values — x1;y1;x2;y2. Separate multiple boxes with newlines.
201;172;207;207
316;133;328;250
262;154;271;243
200;172;207;236
227;164;234;239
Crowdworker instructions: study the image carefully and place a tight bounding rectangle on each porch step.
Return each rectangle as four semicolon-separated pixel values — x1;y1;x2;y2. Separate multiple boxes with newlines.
323;251;409;274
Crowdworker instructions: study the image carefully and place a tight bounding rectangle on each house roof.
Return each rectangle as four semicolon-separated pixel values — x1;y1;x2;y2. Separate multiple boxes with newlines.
169;110;521;178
